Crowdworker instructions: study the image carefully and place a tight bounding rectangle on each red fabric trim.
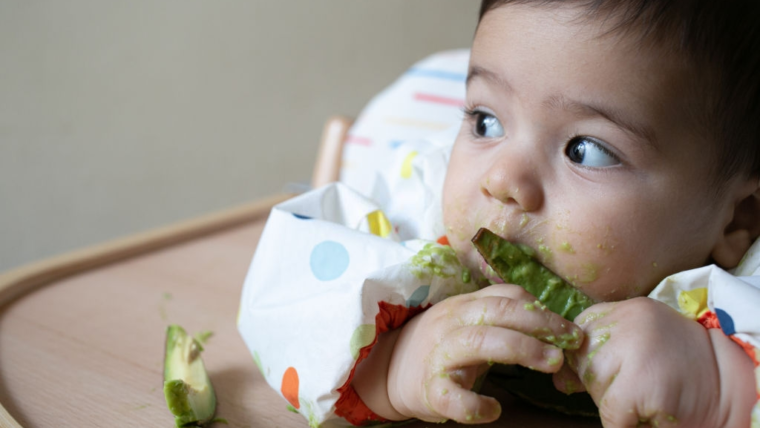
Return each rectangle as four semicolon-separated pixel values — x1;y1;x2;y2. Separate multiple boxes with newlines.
698;310;760;369
436;235;450;246
698;311;721;330
334;301;431;426
731;336;760;368
334;385;388;426
730;337;760;402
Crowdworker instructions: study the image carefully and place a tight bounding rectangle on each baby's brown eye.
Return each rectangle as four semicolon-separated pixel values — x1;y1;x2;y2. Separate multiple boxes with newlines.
474;112;504;138
565;136;620;167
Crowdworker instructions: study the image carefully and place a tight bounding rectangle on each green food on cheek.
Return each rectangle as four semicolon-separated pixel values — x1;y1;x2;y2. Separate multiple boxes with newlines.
471;228;595;321
560;241;575;254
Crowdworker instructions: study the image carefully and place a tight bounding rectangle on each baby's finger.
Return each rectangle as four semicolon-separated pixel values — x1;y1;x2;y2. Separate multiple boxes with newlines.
453;296;584;350
567;325;620;402
424;374;502;424
467;282;542;301
573;302;616;328
435;325;564;373
552;362;586;394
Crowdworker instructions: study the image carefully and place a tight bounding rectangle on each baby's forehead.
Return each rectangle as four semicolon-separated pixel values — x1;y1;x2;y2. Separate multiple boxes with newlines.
472;6;708;144
479;1;709;84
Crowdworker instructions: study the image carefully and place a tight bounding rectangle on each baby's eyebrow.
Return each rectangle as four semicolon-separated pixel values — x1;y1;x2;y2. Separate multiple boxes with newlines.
466;66;513;94
544;94;658;150
467;65;659;150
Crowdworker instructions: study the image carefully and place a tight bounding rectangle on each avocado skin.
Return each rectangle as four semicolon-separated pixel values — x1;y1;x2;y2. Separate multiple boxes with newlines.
487;365;599;418
164;325;217;427
471;228;599;418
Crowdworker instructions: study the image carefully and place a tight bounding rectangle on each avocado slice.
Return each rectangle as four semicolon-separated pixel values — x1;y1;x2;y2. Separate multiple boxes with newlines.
471;228;599;418
471;228;594;321
163;325;217;427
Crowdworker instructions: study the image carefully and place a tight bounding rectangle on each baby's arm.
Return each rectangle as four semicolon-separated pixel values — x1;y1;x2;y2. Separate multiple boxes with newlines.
557;297;755;427
352;284;584;424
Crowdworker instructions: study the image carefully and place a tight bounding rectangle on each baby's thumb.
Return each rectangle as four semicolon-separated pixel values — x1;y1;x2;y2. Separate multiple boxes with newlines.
552;362;586;395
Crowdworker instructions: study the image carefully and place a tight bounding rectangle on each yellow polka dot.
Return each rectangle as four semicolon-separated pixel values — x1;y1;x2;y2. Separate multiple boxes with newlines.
350;324;376;359
400;151;419;179
677;288;708;319
367;210;392;238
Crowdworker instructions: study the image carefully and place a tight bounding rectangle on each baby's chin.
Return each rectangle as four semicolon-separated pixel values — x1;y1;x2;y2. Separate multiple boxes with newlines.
570;274;652;303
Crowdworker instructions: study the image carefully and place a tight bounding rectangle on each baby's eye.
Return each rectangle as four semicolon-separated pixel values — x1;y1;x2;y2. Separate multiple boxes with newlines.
565;136;620;167
470;110;505;138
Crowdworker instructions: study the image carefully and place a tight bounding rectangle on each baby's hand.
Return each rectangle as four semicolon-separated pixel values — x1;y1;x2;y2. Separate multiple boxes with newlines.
386;284;584;424
556;297;755;428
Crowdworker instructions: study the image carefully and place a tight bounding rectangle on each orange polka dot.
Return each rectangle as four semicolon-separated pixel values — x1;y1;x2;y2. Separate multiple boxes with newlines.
281;367;300;409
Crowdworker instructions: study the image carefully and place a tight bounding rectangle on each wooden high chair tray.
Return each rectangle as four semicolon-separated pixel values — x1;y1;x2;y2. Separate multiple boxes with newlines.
0;193;601;428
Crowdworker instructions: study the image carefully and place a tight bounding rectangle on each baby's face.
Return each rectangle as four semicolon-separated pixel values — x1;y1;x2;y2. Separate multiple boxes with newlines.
443;4;732;302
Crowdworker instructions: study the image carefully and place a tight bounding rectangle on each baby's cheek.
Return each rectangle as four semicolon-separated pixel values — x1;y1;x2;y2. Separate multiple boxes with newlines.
441;222;481;280
446;229;477;269
539;228;644;302
443;200;478;243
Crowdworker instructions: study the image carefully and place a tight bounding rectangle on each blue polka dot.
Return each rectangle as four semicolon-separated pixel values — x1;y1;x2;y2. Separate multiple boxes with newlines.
407;285;430;307
310;241;349;281
715;308;736;336
293;213;312;220
389;140;405;149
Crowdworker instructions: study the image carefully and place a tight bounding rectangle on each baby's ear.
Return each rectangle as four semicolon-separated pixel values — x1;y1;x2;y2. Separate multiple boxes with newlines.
711;176;760;268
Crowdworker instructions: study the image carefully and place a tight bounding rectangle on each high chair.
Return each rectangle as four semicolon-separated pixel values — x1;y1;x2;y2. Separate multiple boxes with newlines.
0;51;601;428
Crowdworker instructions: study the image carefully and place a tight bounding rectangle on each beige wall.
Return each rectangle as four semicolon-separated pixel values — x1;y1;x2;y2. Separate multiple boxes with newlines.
0;1;478;272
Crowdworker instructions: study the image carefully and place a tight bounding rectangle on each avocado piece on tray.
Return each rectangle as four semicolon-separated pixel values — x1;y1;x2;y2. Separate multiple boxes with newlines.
471;228;599;418
163;324;217;427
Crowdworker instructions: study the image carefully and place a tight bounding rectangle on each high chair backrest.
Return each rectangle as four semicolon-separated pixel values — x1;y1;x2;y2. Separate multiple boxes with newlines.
312;49;470;192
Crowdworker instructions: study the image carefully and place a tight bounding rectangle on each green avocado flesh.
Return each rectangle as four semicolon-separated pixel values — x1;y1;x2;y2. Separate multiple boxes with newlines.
164;325;217;427
471;228;599;418
471;228;594;321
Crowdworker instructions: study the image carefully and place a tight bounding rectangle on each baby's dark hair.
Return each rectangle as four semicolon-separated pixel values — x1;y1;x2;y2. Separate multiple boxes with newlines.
479;0;760;182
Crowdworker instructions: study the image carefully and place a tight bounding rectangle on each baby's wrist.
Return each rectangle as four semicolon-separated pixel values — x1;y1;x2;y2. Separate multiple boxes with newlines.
352;328;408;421
386;314;432;421
709;329;756;427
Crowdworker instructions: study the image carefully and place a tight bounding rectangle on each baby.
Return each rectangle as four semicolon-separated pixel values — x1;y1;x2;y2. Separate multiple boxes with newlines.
239;1;760;427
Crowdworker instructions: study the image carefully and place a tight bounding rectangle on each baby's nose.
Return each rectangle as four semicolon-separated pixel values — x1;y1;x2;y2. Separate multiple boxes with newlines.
480;153;544;212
